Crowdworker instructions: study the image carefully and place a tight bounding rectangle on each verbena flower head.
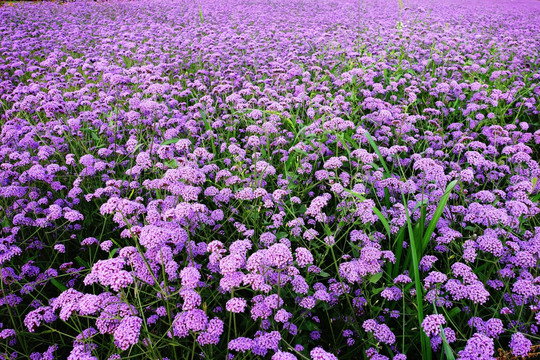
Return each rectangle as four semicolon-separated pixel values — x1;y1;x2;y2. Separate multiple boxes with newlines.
113;316;142;351
422;315;446;337
310;347;338;360
457;333;495;360
509;332;532;357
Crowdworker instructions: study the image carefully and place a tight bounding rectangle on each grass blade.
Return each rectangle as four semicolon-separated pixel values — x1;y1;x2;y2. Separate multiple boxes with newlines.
364;131;390;177
344;189;392;240
391;227;406;278
403;191;431;360
421;180;458;254
433;305;456;360
373;206;392;240
198;5;204;22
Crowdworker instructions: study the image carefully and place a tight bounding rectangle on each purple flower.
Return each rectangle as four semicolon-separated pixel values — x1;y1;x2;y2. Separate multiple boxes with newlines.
228;337;254;352
53;244;66;253
197;318;224;346
226;298;247;313
457;333;495;360
100;240;113;252
173;309;208;338
419;256;438;272
483;318;504;338
512;279;538;298
295;247;313;267
509;332;532;357
255;331;280;350
266;243;292;268
466;282;490;304
3;0;540;358
113;316;142;351
373;324;396;345
83;258;133;292
63;209;84;222
394;274;412;284
180;267;201;289
381;287;402;301
430;327;456;350
422;315;446;337
310;347;338;360
272;351;298;360
424;271;447;289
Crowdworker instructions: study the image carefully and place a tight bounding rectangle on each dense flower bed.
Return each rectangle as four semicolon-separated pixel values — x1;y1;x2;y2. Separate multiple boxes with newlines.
1;0;539;359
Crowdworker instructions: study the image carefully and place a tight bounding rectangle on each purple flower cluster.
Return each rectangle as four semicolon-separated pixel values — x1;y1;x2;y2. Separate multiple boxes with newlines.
509;332;532;357
421;315;446;337
0;0;539;358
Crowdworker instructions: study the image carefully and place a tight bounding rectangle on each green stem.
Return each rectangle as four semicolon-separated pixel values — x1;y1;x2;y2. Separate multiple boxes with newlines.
402;191;431;360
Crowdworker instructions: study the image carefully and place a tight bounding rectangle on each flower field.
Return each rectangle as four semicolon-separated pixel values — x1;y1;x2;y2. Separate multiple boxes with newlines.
1;0;540;359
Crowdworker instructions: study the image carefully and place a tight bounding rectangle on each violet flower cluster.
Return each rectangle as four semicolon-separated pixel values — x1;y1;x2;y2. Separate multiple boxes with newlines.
0;0;539;359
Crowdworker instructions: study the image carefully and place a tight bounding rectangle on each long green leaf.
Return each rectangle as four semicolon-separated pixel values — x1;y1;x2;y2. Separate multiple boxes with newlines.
373;206;391;239
403;192;431;360
433;305;456;360
365;131;390;177
200;110;211;131
441;331;456;360
160;138;181;146
414;200;427;258
344;189;391;239
199;110;216;155
391;227;406;278
421;180;458;253
198;5;204;22
50;278;68;292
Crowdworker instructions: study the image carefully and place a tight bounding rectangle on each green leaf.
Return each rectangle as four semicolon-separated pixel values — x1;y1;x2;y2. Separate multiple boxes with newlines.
276;232;288;240
421;180;458;254
434;305;456;360
447;307;461;319
369;272;383;284
285;147;308;174
412;198;428;213
391;227;406;278
373;207;391;240
50;278;68;292
441;336;456;360
74;256;88;268
284;117;297;135
90;130;99;143
161;138;181;146
198;5;204;22
372;287;385;295
336;134;351;156
364;131;390;178
343;189;365;201
403;191;431;360
291;147;308;156
344;133;358;149
383;188;391;211
200;110;211;132
108;247;119;259
344;189;392;239
164;159;178;169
